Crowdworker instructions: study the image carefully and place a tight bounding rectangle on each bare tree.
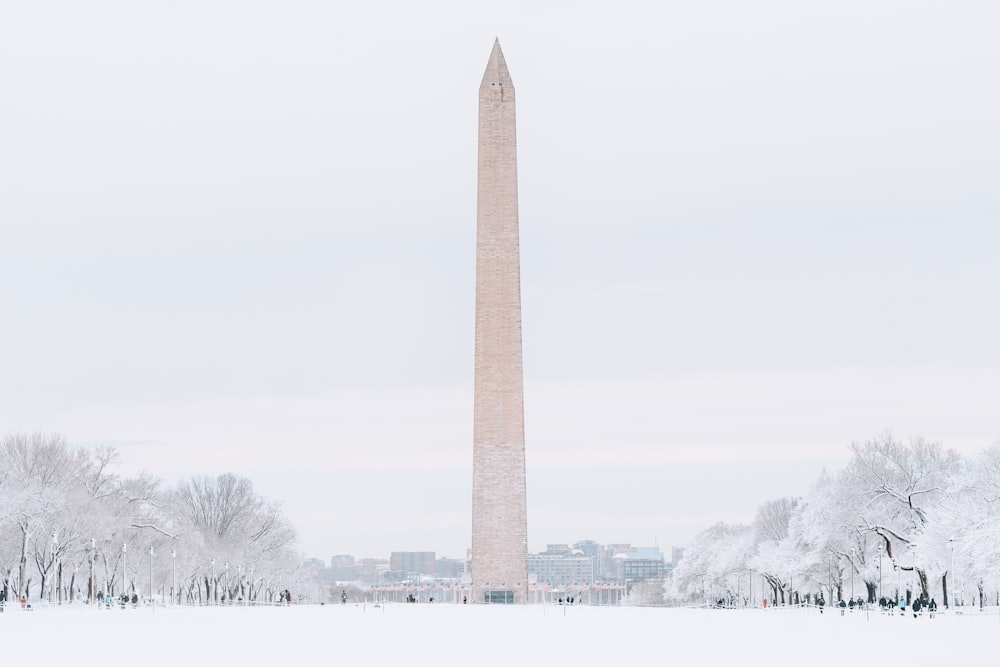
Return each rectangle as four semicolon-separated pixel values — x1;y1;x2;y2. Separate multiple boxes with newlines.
0;432;74;598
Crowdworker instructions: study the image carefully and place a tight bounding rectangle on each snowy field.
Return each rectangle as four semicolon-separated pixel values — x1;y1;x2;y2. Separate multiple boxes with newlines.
4;603;998;666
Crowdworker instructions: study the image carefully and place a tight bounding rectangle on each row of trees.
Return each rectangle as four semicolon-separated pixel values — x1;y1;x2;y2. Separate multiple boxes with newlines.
671;433;1000;609
1;432;310;604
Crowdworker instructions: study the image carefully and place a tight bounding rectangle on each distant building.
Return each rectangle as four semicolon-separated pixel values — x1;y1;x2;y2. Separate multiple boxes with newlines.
331;554;355;568
573;540;605;579
528;553;594;586
543;544;572;556
601;544;631;581
435;557;467;579
356;558;389;579
390;552;436;576
303;557;326;569
614;546;666;582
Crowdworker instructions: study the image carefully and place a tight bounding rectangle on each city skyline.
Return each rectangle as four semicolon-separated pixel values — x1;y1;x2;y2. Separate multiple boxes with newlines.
2;2;998;561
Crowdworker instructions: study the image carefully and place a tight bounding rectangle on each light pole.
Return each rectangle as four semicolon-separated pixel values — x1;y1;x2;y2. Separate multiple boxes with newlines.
878;544;882;603
828;555;832;601
148;546;153;602
224;562;229;604
851;548;855;602
50;533;57;604
171;550;176;605
892;563;903;601
122;543;128;598
90;538;96;604
211;558;216;605
948;537;955;608
788;560;794;606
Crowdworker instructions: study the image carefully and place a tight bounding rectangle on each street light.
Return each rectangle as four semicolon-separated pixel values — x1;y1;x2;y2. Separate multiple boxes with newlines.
948;537;956;609
149;546;154;602
878;544;882;603
90;539;96;604
49;532;56;604
122;543;128;598
851;548;855;602
171;550;176;606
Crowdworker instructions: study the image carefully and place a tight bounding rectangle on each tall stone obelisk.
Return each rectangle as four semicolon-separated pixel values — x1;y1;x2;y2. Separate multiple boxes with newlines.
471;39;528;604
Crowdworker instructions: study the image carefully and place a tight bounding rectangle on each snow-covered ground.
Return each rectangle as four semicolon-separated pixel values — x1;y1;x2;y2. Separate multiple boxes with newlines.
4;602;997;665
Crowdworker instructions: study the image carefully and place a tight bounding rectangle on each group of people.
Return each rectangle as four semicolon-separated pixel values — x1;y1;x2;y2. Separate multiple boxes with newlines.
94;590;139;609
878;595;938;617
815;594;938;617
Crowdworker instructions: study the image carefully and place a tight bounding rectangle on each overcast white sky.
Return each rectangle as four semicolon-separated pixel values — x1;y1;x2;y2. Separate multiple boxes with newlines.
2;1;998;562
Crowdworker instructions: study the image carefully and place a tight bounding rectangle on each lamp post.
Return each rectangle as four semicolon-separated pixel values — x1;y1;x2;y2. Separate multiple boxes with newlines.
122;543;128;598
171;550;176;606
224;562;229;604
788;559;794;606
148;546;153;602
211;559;216;605
50;533;57;604
250;567;254;605
878;544;882;603
90;538;96;604
828;555;832;601
851;548;855;602
892;563;903;602
948;538;955;608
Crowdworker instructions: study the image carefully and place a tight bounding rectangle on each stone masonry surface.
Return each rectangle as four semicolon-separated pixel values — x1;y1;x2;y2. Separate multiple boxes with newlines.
471;39;529;603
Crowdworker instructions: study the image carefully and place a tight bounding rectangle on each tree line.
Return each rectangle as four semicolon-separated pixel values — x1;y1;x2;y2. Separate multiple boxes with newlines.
1;432;307;604
671;433;1000;609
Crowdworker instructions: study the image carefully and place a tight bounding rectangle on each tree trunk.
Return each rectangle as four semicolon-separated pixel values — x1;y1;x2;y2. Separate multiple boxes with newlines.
18;554;27;599
942;574;949;609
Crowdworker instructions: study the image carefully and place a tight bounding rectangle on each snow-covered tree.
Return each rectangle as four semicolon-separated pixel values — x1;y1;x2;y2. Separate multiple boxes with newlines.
844;433;960;601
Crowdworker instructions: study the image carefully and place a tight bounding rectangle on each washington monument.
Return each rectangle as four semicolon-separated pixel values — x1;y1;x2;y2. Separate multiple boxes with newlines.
471;39;528;604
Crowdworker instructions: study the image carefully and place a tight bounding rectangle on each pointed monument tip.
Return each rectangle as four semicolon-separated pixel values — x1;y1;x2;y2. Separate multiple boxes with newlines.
481;38;513;90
